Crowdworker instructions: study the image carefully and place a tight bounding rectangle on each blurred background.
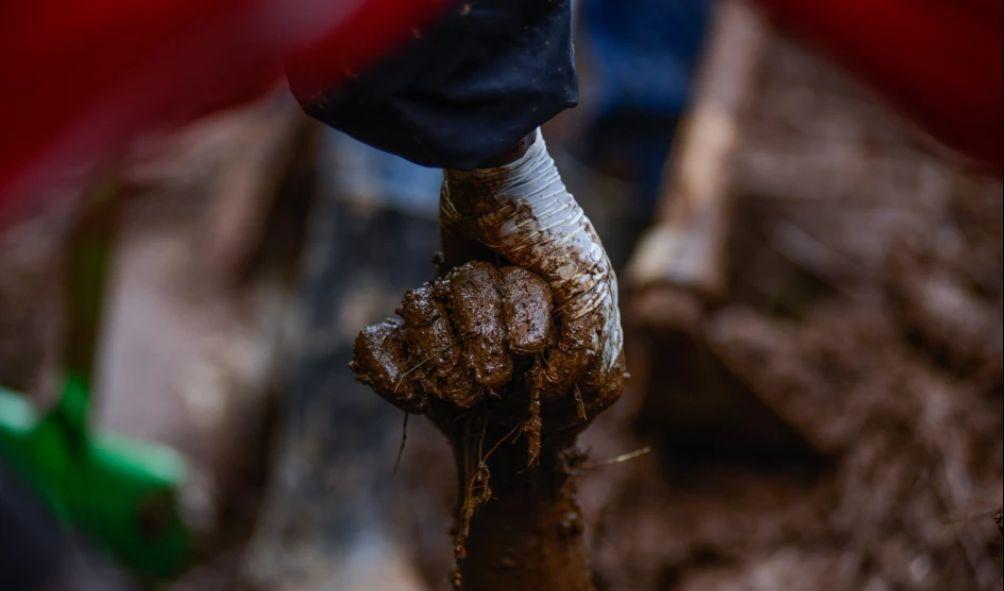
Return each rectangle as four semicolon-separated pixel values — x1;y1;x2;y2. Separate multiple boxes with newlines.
1;1;1001;590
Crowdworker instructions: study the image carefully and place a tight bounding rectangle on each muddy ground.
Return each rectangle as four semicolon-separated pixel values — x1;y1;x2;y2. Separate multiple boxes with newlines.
576;34;1002;591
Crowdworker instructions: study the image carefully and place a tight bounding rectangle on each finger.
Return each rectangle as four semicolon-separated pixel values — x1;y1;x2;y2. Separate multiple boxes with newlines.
580;347;626;416
538;272;624;402
351;317;427;414
499;266;553;355
531;311;601;400
399;283;482;408
445;262;512;389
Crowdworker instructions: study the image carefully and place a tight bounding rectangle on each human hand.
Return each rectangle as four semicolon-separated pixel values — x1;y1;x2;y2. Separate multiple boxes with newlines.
351;130;624;463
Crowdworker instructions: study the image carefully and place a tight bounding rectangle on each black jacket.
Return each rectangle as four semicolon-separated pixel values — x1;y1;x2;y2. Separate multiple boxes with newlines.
288;0;576;170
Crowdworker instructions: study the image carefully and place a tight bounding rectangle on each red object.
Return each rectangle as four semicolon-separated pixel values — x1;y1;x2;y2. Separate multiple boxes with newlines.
755;0;1003;173
0;0;450;223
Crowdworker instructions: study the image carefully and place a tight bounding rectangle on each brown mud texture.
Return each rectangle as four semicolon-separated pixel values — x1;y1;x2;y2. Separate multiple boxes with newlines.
352;259;620;590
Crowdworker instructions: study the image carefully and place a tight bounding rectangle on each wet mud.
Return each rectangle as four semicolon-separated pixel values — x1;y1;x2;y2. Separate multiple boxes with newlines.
351;317;427;414
443;261;512;389
498;266;552;355
399;284;480;409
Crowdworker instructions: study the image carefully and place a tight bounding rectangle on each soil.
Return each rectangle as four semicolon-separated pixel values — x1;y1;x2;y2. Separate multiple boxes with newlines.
576;33;1004;591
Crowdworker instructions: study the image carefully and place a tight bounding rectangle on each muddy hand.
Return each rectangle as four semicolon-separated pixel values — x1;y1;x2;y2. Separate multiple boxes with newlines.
352;130;624;460
351;259;619;445
439;128;625;409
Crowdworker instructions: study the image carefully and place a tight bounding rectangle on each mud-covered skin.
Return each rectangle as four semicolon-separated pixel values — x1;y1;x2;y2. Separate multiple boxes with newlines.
444;261;512;389
350;318;427;413
353;130;626;424
499;266;552;354
351;261;623;429
440;129;624;402
399;284;480;408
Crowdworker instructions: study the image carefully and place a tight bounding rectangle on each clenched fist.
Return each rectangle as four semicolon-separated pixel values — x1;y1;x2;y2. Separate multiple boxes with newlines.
352;259;620;454
351;130;625;457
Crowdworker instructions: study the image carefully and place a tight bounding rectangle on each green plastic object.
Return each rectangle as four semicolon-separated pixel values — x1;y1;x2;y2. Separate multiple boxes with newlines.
0;380;191;577
0;184;192;578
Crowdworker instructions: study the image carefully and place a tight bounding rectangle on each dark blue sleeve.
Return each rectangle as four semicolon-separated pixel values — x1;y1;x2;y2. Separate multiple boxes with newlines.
288;0;577;170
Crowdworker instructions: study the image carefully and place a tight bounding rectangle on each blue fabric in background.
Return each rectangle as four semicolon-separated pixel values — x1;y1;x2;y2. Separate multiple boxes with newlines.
584;0;712;118
319;130;443;218
290;0;577;171
578;0;713;205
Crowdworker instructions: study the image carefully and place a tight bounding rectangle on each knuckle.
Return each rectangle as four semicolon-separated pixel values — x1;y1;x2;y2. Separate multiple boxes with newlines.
500;266;553;355
351;318;426;414
534;309;606;399
400;284;481;408
446;261;512;389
